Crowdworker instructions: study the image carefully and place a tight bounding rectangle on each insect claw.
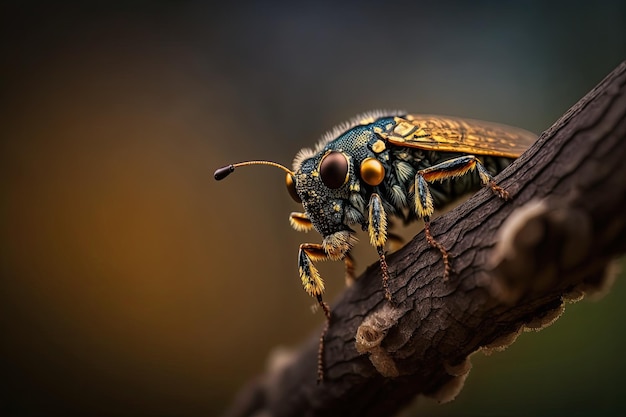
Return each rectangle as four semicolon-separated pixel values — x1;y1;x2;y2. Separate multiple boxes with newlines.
489;180;510;200
316;295;331;320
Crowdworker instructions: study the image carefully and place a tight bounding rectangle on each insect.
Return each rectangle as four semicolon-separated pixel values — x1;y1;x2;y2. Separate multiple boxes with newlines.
214;111;536;381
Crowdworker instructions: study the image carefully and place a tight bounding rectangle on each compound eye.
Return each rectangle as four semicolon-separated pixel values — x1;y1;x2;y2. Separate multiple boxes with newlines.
285;173;302;203
320;151;349;189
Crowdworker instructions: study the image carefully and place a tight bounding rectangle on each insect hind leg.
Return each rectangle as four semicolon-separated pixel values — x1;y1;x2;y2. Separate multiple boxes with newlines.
415;155;511;280
421;155;510;199
475;162;510;200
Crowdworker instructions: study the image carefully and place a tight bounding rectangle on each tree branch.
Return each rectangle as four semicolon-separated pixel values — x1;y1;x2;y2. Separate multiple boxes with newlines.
224;61;626;417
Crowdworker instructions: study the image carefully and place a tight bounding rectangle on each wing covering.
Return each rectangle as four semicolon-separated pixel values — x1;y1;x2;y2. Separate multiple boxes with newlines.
377;115;537;158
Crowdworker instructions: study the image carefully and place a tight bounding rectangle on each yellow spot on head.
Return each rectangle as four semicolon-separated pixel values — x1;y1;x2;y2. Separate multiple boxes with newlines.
371;139;386;153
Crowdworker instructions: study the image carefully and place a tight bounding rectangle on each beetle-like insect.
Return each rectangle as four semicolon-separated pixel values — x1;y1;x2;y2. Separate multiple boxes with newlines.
214;111;536;381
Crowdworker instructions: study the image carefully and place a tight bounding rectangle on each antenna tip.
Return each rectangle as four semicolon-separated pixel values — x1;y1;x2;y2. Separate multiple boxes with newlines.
214;165;235;180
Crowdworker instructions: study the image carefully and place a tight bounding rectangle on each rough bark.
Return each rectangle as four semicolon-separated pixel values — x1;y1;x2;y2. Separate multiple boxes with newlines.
223;61;626;417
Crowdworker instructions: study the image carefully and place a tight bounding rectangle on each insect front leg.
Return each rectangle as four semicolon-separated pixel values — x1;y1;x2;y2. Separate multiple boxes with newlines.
292;215;332;317
367;193;392;301
297;243;332;382
415;154;511;280
298;243;330;315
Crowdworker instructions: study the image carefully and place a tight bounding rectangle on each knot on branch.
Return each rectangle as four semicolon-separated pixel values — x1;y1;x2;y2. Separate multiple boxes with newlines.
355;304;405;377
489;198;599;303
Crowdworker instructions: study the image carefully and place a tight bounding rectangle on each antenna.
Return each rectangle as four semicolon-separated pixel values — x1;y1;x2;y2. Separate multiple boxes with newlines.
214;160;294;180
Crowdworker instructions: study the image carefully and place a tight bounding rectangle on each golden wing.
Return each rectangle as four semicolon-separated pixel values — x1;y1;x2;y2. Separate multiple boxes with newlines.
377;115;537;158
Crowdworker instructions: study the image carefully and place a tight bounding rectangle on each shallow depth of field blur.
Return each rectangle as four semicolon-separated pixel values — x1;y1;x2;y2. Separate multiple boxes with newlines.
2;1;626;416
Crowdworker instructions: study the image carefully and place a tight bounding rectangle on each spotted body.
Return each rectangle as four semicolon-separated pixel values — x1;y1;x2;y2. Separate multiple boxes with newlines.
214;111;537;381
292;113;532;239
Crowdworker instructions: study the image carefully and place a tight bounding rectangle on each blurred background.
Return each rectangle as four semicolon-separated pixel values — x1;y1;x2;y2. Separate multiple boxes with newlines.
2;1;625;416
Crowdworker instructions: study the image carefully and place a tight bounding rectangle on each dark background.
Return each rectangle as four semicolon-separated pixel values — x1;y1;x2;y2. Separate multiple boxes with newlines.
2;1;625;416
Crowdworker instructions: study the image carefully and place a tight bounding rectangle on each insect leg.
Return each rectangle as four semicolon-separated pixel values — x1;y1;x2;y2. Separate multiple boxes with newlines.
414;170;450;279
316;293;331;384
419;155;510;199
415;155;511;280
423;215;451;280
368;193;392;301
298;243;328;301
344;250;356;286
289;212;314;232
298;243;331;382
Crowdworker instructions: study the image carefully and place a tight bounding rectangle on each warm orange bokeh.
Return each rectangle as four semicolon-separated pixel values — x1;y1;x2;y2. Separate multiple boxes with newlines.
3;2;625;416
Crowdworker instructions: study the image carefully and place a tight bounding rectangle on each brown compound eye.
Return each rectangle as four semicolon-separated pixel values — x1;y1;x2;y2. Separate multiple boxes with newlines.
320;151;349;189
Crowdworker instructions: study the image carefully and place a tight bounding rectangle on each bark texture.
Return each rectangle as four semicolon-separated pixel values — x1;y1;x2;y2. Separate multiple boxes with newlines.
224;61;626;417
